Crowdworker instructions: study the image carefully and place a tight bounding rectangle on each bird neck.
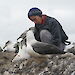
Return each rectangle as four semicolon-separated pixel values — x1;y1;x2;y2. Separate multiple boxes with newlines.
26;30;36;45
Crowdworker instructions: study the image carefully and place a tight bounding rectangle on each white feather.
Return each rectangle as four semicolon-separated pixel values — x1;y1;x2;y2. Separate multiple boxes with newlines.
26;30;47;57
12;45;30;62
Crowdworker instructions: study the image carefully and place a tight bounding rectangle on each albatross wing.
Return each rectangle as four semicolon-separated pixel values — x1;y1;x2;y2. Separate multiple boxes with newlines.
31;42;65;54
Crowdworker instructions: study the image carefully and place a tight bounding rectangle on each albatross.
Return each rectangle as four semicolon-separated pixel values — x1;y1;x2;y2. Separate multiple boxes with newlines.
26;29;65;57
3;40;18;52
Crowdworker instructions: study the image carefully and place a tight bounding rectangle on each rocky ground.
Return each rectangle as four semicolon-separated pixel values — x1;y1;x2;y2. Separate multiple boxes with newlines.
0;50;75;75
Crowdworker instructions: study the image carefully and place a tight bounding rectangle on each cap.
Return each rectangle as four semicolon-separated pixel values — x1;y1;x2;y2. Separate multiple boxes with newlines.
28;7;42;18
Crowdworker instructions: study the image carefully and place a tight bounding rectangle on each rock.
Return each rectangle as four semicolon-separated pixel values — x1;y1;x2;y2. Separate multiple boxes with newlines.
3;71;10;75
0;49;75;75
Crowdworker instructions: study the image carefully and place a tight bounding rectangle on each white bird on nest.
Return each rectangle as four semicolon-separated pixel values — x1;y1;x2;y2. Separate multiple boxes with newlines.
12;26;65;62
25;29;65;58
3;40;17;52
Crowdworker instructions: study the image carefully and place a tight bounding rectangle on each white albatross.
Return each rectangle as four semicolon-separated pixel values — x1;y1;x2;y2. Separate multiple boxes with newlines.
26;29;65;57
3;40;17;52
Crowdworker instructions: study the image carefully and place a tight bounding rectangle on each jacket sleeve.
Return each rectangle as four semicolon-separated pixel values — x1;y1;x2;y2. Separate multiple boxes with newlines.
48;18;62;46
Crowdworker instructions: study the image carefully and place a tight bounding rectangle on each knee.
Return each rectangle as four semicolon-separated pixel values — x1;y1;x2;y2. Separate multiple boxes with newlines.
40;30;53;44
40;30;49;36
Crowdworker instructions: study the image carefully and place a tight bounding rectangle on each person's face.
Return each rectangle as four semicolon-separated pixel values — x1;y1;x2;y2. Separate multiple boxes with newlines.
29;16;42;24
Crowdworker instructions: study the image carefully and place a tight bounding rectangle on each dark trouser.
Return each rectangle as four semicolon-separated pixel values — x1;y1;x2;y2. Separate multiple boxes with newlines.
40;30;65;51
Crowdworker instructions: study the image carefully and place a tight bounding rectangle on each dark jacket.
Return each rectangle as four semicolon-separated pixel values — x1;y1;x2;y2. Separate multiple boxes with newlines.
34;15;68;46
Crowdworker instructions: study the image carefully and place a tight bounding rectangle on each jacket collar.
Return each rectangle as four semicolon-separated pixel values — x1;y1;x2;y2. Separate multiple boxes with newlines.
41;15;47;24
